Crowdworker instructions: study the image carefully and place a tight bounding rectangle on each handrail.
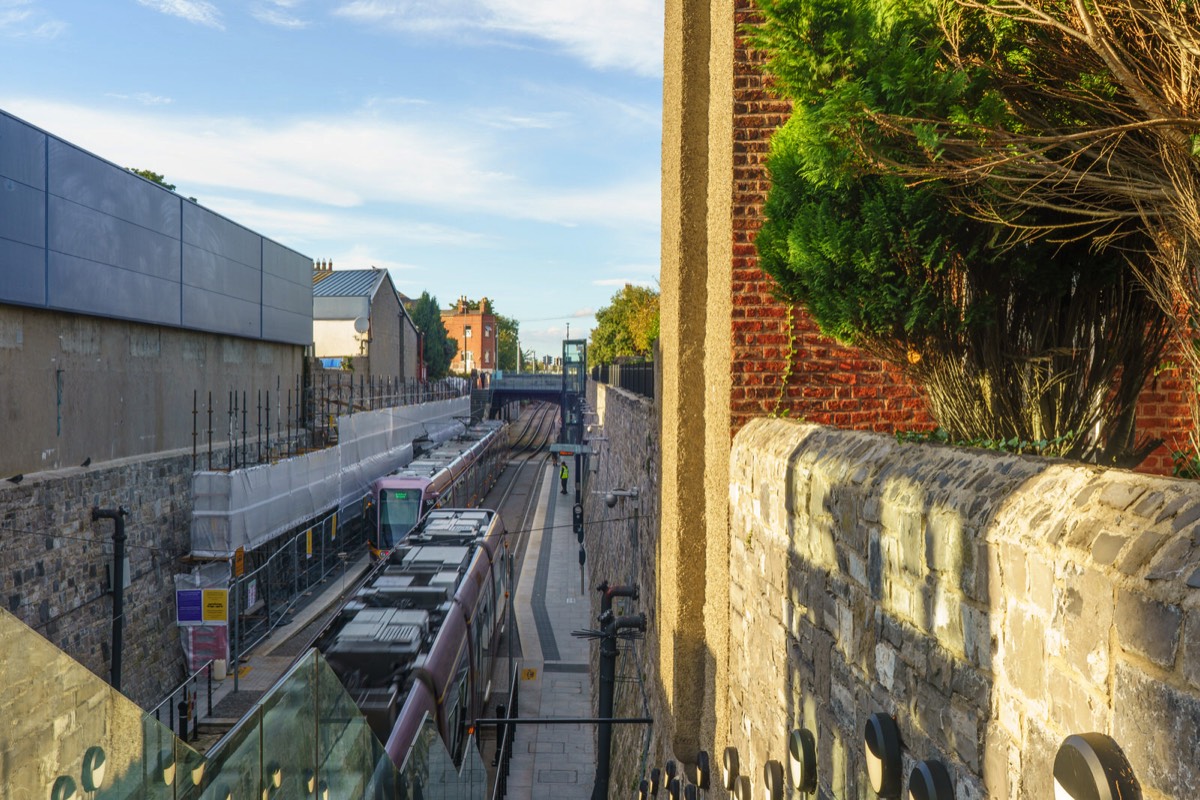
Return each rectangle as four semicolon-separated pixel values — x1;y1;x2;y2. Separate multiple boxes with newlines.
489;665;521;800
147;659;215;742
205;648;319;759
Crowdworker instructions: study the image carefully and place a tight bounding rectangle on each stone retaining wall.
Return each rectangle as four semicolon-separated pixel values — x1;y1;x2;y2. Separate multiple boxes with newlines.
728;419;1200;799
584;381;666;795
0;448;223;710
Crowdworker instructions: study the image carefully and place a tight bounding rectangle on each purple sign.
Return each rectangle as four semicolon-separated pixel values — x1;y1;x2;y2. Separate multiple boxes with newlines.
177;590;203;624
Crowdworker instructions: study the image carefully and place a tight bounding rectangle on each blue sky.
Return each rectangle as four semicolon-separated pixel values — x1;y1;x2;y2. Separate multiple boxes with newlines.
0;0;663;359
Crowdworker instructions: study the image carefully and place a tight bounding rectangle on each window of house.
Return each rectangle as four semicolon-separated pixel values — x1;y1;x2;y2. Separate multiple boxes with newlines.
485;325;492;337
465;325;472;338
484;351;490;363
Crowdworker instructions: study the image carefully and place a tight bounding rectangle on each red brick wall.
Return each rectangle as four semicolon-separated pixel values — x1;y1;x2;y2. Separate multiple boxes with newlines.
1135;361;1195;476
440;308;497;374
731;1;1194;476
730;1;935;437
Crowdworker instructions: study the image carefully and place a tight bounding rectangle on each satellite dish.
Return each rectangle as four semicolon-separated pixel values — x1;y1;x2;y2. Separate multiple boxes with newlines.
353;317;369;334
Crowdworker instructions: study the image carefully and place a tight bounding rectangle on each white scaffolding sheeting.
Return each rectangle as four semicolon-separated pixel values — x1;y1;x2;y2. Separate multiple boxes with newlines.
190;397;470;558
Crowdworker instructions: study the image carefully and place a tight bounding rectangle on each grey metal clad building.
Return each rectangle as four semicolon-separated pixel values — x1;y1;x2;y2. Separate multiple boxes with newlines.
0;108;314;475
0;109;311;344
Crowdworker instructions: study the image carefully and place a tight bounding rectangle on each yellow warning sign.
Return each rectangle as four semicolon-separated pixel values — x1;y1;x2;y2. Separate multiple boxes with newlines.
233;546;245;577
202;589;228;623
521;668;538;681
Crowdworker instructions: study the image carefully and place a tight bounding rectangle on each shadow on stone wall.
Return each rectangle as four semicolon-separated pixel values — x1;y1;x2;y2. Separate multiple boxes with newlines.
729;419;1199;800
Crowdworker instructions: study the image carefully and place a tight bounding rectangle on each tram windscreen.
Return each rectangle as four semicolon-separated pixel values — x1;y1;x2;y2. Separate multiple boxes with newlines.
379;490;421;547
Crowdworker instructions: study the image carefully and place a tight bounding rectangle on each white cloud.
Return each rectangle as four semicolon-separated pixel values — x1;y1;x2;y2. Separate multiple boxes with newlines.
106;92;174;106
252;1;308;28
570;308;594;318
3;98;659;230
0;0;66;38
482;111;569;130
195;194;494;250
483;0;663;76
136;0;223;29
334;0;663;76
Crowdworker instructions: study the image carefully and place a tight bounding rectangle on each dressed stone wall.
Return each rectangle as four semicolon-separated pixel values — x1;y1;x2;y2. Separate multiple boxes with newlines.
584;381;666;795
728;419;1200;799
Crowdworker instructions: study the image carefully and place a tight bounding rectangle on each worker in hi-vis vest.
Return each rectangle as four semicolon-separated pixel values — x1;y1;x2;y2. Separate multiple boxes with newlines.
560;461;569;495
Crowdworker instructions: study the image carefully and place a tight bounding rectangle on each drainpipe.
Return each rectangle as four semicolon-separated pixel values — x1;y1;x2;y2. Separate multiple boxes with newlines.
593;583;644;800
92;506;129;691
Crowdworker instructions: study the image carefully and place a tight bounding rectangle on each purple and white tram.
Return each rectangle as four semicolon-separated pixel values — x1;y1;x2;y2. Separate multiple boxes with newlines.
317;507;510;772
366;421;507;561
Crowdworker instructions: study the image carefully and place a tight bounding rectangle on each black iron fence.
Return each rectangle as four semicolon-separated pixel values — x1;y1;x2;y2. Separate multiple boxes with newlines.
490;667;521;799
192;375;469;471
590;362;654;400
147;659;215;743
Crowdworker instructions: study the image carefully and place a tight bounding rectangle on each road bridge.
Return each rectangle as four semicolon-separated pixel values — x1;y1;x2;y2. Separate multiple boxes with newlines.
487;372;564;414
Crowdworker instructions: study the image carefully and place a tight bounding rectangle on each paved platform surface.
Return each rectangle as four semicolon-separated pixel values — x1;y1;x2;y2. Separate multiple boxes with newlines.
198;553;371;728
507;463;597;799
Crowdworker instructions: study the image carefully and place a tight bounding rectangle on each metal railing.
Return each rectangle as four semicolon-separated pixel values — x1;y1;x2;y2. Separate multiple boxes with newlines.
192;375;470;470
591;362;655;399
228;506;370;672
490;666;521;799
147;659;215;743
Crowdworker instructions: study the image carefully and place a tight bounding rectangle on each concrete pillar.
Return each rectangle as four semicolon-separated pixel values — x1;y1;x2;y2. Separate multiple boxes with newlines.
660;0;734;762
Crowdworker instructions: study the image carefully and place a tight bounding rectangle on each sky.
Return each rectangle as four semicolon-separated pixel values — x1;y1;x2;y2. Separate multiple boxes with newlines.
0;0;664;359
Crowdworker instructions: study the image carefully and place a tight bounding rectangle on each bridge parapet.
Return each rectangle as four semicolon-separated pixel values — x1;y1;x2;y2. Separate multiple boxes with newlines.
491;373;562;392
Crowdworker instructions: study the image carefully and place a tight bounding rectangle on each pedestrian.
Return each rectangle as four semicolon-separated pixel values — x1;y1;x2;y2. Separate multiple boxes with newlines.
560;461;569;494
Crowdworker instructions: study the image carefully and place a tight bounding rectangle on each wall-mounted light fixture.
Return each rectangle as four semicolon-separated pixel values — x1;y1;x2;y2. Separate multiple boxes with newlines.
604;487;639;509
722;747;740;792
1053;733;1139;800
763;759;785;800
81;746;107;792
638;779;650;800
734;774;753;800
695;750;711;790
665;760;677;781
318;779;330;800
907;760;953;800
788;728;817;794
190;762;206;787
650;766;662;795
684;785;697;800
668;777;682;799
864;713;903;798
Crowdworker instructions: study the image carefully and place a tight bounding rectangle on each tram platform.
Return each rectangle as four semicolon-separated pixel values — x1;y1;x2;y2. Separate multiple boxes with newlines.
191;457;600;797
506;461;597;799
193;553;372;738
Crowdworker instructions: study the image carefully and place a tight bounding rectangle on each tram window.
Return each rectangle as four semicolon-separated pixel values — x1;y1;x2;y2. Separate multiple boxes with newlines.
379;490;421;547
448;652;471;764
478;593;492;654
